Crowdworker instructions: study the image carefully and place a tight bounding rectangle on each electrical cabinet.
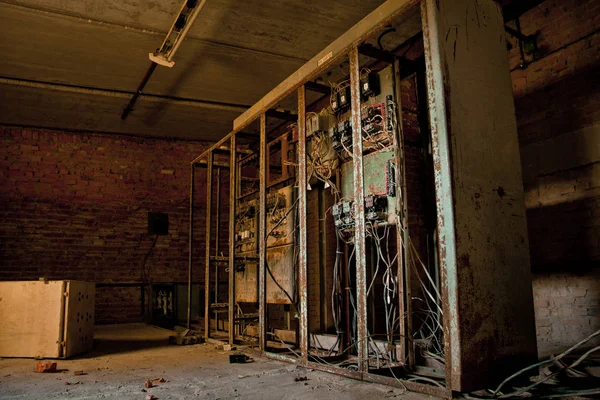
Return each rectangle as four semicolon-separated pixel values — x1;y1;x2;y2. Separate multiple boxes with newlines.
0;280;95;358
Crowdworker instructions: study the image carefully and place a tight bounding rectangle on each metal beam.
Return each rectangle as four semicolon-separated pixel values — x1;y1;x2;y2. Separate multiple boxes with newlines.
349;47;368;374
0;76;249;113
233;0;421;131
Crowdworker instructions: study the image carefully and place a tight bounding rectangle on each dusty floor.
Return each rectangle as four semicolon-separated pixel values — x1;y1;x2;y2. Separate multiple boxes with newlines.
0;324;435;400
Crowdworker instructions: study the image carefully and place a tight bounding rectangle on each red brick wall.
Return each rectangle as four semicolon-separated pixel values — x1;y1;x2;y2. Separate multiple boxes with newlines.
0;126;215;324
508;0;600;357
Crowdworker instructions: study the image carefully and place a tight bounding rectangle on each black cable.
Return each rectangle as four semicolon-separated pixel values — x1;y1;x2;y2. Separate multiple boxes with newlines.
264;198;300;307
377;26;396;50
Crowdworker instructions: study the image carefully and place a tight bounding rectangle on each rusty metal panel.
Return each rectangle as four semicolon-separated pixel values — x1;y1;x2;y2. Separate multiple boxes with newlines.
422;0;537;391
341;149;398;221
266;245;295;304
235;261;258;303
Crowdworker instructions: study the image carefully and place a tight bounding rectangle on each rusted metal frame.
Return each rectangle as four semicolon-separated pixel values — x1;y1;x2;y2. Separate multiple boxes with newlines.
421;0;458;389
281;134;289;181
214;167;221;320
297;85;309;364
228;134;237;346
264;351;302;364
258;113;268;352
204;150;213;339
364;371;451;398
233;0;421;131
191;132;233;165
266;142;272;183
392;57;413;367
194;160;230;169
349;47;368;375
187;164;195;329
268;356;452;399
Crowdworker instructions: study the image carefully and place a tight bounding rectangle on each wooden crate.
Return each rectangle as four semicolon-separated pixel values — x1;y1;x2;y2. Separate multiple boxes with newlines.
0;280;95;358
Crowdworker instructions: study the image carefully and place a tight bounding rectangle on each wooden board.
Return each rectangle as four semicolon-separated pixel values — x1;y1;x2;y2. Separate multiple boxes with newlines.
0;280;95;358
0;281;64;358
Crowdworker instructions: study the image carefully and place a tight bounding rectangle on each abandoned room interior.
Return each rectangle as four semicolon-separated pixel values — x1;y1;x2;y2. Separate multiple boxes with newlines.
0;0;599;398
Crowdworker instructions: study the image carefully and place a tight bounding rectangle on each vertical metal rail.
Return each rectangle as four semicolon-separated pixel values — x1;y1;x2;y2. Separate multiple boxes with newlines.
214;167;221;311
228;135;237;345
297;85;309;363
187;164;195;329
349;47;368;374
204;151;213;339
258;114;268;352
392;58;413;366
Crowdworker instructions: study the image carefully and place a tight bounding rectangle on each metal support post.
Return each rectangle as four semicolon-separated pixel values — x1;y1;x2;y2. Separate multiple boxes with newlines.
228;135;237;345
258;113;267;352
349;47;368;374
204;151;213;339
297;85;309;363
187;164;195;329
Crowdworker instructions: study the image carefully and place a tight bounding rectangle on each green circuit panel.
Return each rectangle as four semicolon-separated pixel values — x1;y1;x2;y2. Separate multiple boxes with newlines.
340;148;397;219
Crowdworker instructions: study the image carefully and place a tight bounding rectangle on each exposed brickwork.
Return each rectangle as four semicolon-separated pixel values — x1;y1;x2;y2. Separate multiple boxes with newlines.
0;126;213;323
509;0;600;357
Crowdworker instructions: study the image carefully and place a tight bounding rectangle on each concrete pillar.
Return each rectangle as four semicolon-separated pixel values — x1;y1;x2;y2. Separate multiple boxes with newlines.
421;0;538;391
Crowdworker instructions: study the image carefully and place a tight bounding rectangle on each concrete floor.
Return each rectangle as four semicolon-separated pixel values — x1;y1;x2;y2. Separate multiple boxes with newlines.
0;324;435;400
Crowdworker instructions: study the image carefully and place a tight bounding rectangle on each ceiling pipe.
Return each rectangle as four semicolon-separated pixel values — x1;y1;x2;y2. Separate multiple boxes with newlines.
121;0;208;120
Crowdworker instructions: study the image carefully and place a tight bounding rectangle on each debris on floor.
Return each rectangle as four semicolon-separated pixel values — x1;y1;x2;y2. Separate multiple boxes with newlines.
34;361;57;373
169;329;202;346
145;379;153;388
294;376;308;382
223;344;236;351
73;370;86;376
145;394;157;400
229;353;253;364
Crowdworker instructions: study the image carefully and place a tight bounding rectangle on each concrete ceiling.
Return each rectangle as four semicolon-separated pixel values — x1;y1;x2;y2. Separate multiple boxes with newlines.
0;0;389;141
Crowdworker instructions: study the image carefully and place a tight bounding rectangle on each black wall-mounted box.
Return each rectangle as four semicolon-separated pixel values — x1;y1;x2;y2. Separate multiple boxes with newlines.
148;212;169;235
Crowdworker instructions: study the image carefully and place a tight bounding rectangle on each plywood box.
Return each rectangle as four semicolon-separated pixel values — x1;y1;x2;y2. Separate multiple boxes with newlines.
0;280;95;358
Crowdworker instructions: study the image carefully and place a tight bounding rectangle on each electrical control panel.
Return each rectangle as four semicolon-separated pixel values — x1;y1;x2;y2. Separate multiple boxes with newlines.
307;113;329;137
361;71;381;100
340;149;398;224
235;199;258;254
332;200;355;229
